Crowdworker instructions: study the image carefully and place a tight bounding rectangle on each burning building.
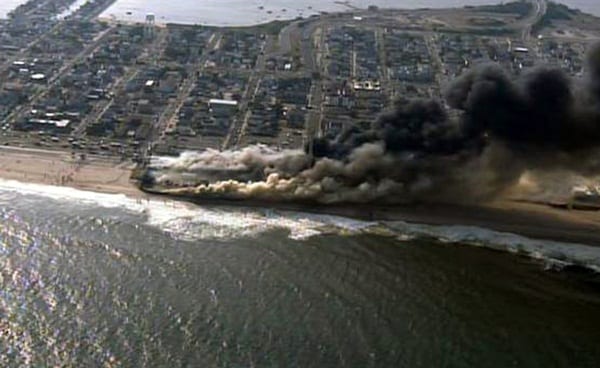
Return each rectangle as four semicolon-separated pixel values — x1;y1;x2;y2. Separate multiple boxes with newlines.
139;44;600;206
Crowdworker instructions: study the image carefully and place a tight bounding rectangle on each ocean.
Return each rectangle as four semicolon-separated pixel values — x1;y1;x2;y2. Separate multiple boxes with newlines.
0;0;29;18
97;0;600;26
1;0;600;365
2;1;599;24
1;180;600;366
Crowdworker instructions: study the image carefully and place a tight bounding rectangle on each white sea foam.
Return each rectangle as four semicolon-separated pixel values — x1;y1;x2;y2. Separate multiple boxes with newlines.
0;179;373;241
1;178;599;272
383;221;600;272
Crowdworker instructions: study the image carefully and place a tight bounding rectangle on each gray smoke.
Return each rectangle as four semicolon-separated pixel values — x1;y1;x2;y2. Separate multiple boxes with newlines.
148;44;600;205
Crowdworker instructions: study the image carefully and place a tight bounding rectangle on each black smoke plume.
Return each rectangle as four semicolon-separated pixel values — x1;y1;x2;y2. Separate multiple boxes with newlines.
148;44;600;204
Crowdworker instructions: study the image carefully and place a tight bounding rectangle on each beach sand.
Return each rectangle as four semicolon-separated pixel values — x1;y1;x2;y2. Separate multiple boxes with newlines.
2;146;600;246
0;146;143;197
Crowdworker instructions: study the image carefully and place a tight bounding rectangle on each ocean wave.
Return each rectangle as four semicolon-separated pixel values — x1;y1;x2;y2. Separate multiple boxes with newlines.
382;221;600;273
0;179;376;241
1;179;599;272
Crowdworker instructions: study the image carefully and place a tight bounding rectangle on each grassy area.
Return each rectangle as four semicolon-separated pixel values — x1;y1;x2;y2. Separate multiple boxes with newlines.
440;27;516;37
468;17;508;27
532;2;579;33
226;19;294;36
193;18;293;36
471;1;532;19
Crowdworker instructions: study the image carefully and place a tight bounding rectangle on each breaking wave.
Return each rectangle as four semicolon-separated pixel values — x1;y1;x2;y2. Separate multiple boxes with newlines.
0;179;599;272
0;179;374;240
383;222;600;273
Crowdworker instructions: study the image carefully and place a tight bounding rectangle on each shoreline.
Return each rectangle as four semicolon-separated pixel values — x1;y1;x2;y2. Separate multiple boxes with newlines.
149;191;600;247
97;1;600;27
3;147;600;247
0;146;143;198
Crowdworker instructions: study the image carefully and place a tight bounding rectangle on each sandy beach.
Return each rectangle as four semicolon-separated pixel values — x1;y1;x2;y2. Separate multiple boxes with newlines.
0;146;143;197
3;146;600;246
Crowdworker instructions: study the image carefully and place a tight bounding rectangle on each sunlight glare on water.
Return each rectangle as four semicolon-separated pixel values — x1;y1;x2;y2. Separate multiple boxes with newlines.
0;185;599;366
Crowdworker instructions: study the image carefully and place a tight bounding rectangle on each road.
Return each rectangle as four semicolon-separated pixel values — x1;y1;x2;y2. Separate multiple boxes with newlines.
278;22;297;56
75;27;171;137
274;2;549;146
0;24;64;77
522;0;547;41
152;32;223;146
0;0;117;78
3;26;118;126
222;38;268;149
305;24;327;140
